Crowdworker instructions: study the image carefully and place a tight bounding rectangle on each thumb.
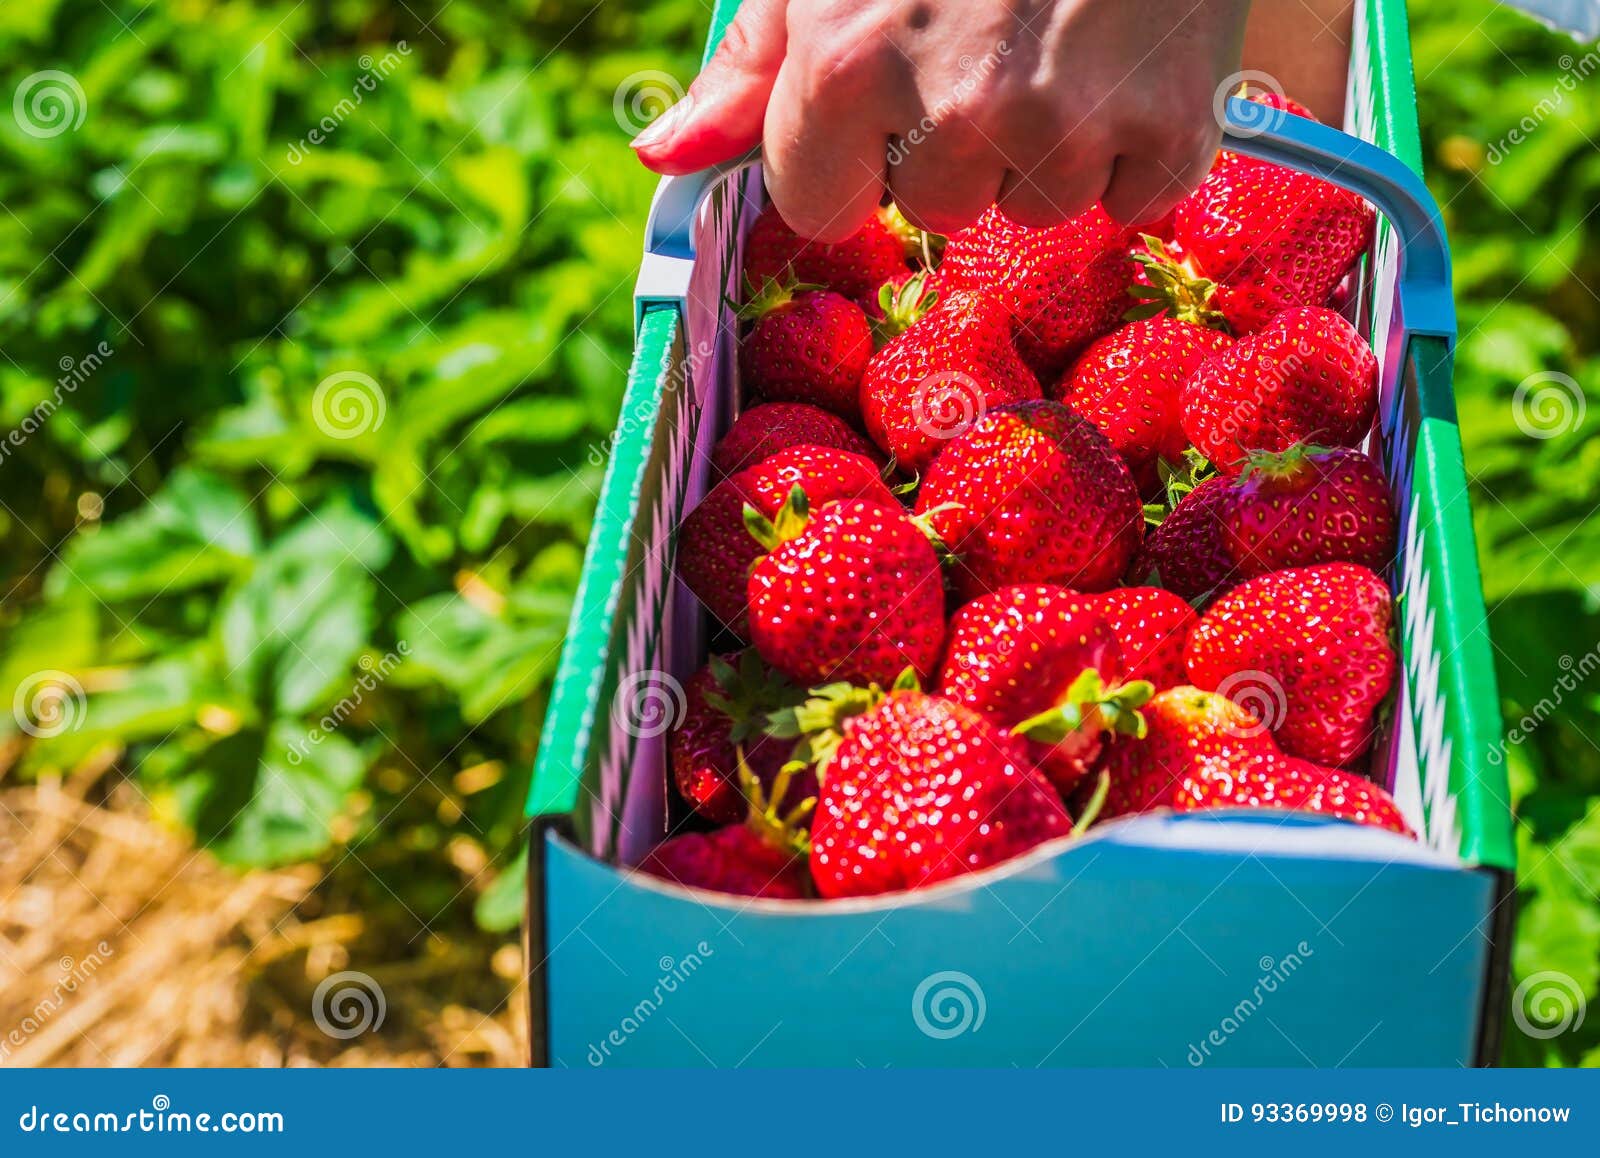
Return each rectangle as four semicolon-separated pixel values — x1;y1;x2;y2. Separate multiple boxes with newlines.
631;0;789;175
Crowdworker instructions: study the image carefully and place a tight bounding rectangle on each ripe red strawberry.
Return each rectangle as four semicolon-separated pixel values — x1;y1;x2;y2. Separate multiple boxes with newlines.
1086;587;1199;688
678;445;896;632
669;652;810;824
1180;306;1379;472
1221;445;1397;578
938;585;1151;794
711;403;882;478
940;204;1137;375
738;281;871;419
1056;317;1233;495
1129;475;1239;604
1184;563;1398;767
1128;234;1291;336
1171;145;1375;316
773;684;1074;898
916;401;1143;601
742;204;909;306
860;289;1040;475
639;763;816;899
746;494;946;688
1288;757;1412;836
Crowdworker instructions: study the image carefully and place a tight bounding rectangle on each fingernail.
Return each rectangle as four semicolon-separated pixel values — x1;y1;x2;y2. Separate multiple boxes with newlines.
630;94;694;151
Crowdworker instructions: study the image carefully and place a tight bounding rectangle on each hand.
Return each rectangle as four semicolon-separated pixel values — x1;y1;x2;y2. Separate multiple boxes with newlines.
631;0;1254;241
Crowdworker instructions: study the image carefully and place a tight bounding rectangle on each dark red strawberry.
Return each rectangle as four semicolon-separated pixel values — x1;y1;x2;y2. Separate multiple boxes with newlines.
711;403;882;478
861;288;1040;475
746;494;946;688
1184;563;1398;767
1086;587;1199;688
742;204;909;306
678;445;896;632
738;281;871;419
938;585;1150;794
772;683;1074;898
639;762;816;899
669;651;810;824
1180;306;1379;472
1221;444;1397;578
1128;233;1290;336
916;401;1143;601
940;204;1137;375
1129;476;1239;604
1056;316;1232;495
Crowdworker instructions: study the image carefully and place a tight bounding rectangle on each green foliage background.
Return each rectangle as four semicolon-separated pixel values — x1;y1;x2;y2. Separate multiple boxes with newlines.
0;0;1594;1064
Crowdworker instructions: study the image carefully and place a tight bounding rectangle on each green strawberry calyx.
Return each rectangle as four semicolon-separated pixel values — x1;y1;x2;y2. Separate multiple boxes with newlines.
1235;441;1337;484
1011;669;1154;745
732;273;825;324
879;202;945;267
766;668;920;780
743;485;810;553
703;650;805;745
1126;235;1231;333
908;502;962;566
736;746;815;857
1146;447;1217;526
872;268;938;346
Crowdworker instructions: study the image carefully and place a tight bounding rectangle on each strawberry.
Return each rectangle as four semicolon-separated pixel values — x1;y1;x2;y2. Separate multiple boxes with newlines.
917;400;1143;601
1056;316;1233;495
940;204;1137;375
1221;444;1397;578
639;762;816;899
678;445;896;633
772;681;1074;898
742;203;909;307
1129;475;1239;604
711;403;882;478
1184;563;1398;767
669;651;810;824
860;288;1040;475
938;585;1151;794
1086;587;1199;688
1128;233;1290;336
738;280;871;420
1288;758;1412;836
1180;306;1379;472
746;493;946;688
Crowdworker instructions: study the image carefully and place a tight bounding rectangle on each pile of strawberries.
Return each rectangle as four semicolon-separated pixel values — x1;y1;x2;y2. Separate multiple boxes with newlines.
640;95;1413;903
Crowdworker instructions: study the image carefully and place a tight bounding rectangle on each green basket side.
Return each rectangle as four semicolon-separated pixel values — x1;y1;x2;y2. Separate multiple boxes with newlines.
527;306;680;827
1354;0;1425;174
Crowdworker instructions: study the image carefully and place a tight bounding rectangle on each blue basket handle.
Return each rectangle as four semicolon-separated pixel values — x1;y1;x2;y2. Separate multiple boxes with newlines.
637;99;1455;345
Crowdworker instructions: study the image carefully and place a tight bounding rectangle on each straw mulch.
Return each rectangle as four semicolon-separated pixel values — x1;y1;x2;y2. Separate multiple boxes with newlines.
0;752;526;1067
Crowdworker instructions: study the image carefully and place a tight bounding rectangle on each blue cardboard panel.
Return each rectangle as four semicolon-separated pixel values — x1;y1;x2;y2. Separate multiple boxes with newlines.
548;817;1493;1068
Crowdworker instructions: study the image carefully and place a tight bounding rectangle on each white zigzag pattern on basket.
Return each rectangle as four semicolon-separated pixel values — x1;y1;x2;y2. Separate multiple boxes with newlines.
1400;493;1461;854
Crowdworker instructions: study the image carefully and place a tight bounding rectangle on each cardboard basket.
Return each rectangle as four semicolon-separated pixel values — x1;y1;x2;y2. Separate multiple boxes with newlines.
525;0;1515;1067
